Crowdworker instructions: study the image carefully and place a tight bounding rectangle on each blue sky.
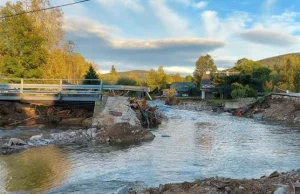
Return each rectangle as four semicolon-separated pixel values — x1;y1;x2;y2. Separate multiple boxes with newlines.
1;0;300;75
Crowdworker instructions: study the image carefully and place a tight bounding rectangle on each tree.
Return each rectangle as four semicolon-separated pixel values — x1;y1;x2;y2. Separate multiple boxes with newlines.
184;75;194;82
108;65;118;85
0;2;47;78
24;0;64;49
193;54;217;87
172;73;184;82
83;66;100;85
234;58;264;75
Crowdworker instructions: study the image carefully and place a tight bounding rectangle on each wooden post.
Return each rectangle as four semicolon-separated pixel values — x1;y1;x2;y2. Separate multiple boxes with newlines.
59;79;62;92
20;79;23;94
146;92;152;100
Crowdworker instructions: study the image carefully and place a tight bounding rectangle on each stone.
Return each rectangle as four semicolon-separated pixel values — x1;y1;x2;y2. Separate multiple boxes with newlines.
96;115;115;128
269;171;280;178
225;186;231;192
87;128;97;138
8;138;27;146
30;134;43;141
110;111;123;117
274;187;288;194
158;184;164;193
115;186;129;194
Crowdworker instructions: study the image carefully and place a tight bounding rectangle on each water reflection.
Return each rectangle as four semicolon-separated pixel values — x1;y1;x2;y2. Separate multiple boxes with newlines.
0;145;69;193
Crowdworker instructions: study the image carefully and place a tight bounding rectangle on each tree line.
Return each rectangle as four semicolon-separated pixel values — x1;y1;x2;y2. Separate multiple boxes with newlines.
193;54;300;99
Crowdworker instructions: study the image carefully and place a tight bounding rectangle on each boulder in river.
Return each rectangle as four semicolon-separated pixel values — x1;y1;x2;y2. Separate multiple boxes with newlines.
8;138;27;146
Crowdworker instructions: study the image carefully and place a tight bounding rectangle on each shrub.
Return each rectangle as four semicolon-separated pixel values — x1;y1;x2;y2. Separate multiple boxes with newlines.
116;77;137;86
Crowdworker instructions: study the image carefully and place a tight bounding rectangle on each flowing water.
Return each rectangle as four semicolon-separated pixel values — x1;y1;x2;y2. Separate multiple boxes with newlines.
1;104;300;193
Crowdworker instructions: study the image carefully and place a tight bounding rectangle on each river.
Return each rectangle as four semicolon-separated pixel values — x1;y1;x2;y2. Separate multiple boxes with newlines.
1;104;300;193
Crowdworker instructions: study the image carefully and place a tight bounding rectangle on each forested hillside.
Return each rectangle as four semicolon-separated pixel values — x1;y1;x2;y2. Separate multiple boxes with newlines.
258;53;300;69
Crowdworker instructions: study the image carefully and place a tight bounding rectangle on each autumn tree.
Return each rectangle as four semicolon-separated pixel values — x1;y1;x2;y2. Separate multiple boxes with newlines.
172;73;184;82
193;54;217;87
23;0;64;49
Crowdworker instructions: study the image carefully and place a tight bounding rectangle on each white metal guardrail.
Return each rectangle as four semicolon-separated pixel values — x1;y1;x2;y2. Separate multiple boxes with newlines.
0;78;150;101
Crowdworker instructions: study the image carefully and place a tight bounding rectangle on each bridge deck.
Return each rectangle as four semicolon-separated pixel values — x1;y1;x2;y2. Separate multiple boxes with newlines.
0;79;150;102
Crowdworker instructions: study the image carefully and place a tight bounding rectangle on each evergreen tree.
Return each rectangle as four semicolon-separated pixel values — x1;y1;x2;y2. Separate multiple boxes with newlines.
83;66;100;85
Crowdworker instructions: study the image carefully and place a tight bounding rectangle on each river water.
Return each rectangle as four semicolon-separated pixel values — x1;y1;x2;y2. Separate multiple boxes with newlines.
1;104;300;193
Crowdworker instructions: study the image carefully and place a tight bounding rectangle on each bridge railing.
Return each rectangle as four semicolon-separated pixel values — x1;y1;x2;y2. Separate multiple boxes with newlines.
0;78;151;101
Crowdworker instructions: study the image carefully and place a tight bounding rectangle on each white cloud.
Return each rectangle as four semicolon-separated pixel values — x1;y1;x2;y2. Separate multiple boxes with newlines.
201;10;251;40
63;15;121;40
238;29;299;46
192;1;208;9
170;0;208;9
96;0;144;12
164;66;194;74
149;0;192;37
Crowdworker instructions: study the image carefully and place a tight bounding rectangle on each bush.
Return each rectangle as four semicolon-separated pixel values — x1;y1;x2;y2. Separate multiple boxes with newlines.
116;77;137;86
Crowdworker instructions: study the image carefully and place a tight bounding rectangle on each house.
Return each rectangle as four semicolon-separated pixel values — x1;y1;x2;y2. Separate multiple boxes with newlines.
200;72;215;99
170;82;196;95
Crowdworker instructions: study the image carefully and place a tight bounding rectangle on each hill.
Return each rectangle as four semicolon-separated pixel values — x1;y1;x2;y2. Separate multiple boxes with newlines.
102;70;150;81
257;52;300;69
117;70;149;80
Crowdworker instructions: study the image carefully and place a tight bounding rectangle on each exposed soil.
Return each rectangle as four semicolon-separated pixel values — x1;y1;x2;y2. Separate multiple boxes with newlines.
246;96;300;124
0;101;93;128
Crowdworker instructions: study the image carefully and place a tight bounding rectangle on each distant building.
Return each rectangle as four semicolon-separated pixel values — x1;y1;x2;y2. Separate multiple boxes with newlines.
200;72;215;99
170;82;196;94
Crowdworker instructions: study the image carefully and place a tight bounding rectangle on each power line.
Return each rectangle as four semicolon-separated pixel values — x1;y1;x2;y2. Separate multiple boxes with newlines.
0;0;90;19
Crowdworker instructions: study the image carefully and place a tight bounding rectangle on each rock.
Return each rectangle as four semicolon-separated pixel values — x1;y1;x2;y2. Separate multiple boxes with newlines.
158;184;164;193
270;171;280;178
161;135;171;138
87;128;97;138
96;115;115;128
225;186;231;192
274;187;288;194
30;134;43;141
115;186;129;194
8;138;27;146
110;111;123;117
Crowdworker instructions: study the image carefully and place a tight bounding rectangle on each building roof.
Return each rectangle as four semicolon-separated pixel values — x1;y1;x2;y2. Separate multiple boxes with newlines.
170;82;196;92
201;78;215;90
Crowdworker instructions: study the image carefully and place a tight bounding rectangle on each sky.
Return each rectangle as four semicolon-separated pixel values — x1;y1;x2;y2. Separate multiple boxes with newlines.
1;0;300;75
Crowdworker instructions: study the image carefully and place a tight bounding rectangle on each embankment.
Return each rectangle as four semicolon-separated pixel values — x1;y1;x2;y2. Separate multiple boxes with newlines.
141;170;300;194
0;101;93;128
247;95;300;124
